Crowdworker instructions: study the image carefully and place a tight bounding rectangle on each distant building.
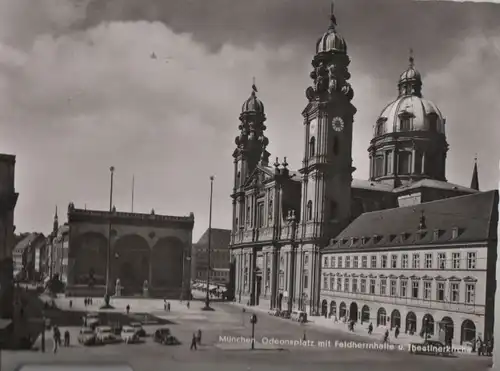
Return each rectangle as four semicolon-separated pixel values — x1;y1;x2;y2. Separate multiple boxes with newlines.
13;233;46;281
65;203;194;298
0;153;18;322
193;228;231;285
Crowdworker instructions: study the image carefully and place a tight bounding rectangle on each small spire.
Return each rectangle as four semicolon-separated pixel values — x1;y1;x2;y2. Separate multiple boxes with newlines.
470;154;479;191
282;157;288;168
274;157;280;168
329;1;337;28
251;77;258;95
54;205;58;219
409;48;414;68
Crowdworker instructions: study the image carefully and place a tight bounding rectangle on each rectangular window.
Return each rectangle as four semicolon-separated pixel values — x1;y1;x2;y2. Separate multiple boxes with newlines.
304;254;309;265
370;279;376;294
279;273;284;289
353;256;359;268
401;254;408;269
423;281;431;300
323;257;328;267
345;256;351;268
370;255;377;268
450;282;459;303
374;156;384;177
303;274;309;289
386;151;393;174
344;278;350;292
412;280;419;298
361;256;368;268
412;254;420;269
400;280;407;297
391;255;397;268
467;252;477;269
330;256;335;268
390;280;397;296
323;276;328;289
337;278;342;291
360;278;366;293
380;279;387;295
352;278;358;293
330;276;335;291
424;253;432;269
381;255;388;268
437;253;446;270
257;203;265;227
452;253;460;269
465;284;475;304
437;282;445;301
338;256;343;268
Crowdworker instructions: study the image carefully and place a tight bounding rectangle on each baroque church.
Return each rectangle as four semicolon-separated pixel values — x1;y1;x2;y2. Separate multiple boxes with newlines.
228;6;488;316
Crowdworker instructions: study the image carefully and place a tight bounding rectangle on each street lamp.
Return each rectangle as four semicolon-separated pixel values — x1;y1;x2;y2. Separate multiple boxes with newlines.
202;175;215;311
104;166;115;308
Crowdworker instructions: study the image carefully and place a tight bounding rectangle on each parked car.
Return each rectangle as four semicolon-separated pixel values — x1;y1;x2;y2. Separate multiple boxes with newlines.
121;326;140;344
130;322;146;337
280;310;291;319
85;313;100;330
78;327;98;346
96;326;119;344
409;340;452;356
291;311;307;323
153;328;179;345
268;309;280;316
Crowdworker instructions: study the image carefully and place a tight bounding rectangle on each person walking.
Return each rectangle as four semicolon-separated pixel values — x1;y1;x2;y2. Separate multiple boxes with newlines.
368;322;373;335
383;329;389;343
64;330;70;347
190;332;197;350
167;302;171;312
197;329;202;345
52;326;60;353
187;301;190;309
394;325;400;339
126;305;130;314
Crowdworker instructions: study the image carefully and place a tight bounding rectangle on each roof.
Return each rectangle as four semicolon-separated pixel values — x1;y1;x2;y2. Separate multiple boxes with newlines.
325;190;498;251
394;179;477;194
13;233;42;253
352;179;393;192
195;228;231;249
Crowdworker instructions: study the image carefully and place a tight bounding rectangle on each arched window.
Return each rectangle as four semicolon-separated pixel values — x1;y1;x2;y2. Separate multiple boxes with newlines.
398;152;411;175
333;136;339;156
307;200;313;220
309;137;316;157
400;117;411;131
376;122;385;136
374;156;384;177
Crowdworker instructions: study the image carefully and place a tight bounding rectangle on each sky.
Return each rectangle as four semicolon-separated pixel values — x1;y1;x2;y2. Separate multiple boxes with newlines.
1;0;499;241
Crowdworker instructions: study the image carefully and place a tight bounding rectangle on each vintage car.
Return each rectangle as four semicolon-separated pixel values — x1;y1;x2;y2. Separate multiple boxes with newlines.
153;328;179;345
280;310;291;319
291;311;308;323
268;309;280;316
84;312;100;330
95;326;120;344
121;326;140;344
409;340;452;356
78;327;98;346
130;322;146;337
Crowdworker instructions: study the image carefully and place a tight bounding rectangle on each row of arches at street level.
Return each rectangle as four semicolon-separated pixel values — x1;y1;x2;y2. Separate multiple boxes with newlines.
70;232;185;294
321;299;477;345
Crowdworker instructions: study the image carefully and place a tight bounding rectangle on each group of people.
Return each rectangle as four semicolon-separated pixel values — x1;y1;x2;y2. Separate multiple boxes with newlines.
52;326;71;353
190;329;203;350
474;336;494;356
83;297;94;306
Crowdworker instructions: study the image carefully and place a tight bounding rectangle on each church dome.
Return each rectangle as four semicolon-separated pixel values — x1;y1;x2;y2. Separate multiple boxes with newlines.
241;90;264;114
374;95;445;137
316;6;346;54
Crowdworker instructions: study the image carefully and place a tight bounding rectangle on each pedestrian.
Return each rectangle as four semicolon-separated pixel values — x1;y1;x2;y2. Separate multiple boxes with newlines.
69;300;73;309
164;302;167;311
368;322;373;335
52;326;60;353
190;332;197;350
167;302;171;312
126;304;130;314
197;329;202;345
187;301;190;309
64;330;70;347
90;297;93;305
84;298;87;307
395;325;400;339
383;329;389;343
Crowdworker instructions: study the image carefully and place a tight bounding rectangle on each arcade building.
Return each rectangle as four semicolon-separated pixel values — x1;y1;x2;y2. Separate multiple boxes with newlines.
228;6;498;345
65;202;194;299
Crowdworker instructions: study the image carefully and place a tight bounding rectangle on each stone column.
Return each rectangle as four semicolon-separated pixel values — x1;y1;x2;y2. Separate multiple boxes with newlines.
270;247;277;309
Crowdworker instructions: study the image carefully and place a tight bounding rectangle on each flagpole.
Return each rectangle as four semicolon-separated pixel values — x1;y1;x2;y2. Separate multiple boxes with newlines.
131;175;135;212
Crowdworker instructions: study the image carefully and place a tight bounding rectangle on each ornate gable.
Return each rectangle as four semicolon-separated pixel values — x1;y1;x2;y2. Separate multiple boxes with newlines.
243;165;274;188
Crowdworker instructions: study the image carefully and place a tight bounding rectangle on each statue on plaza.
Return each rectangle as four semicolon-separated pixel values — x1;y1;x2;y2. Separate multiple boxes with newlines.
143;279;149;297
115;278;122;297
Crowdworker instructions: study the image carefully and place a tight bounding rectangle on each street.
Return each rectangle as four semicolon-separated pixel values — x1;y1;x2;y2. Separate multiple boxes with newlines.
0;297;493;371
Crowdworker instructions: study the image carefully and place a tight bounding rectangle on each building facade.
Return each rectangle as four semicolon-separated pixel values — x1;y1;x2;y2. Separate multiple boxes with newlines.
229;5;491;328
193;228;231;284
65;203;194;298
0;154;18;321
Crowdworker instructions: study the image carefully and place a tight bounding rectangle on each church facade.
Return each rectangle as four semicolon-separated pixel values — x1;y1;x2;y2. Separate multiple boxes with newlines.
228;6;494;323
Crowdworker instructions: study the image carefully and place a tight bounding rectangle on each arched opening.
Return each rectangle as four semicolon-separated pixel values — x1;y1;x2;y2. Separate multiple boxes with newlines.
375;121;384;136
390;309;401;329
361;305;370;323
321;300;328;316
405;311;417;334
152;237;185;289
329;301;337;317
112;234;150;295
72;232;107;286
377;308;387;326
339;302;347;319
349;302;358;322
421;314;435;338
309;137;316;157
461;320;476;345
440;316;454;345
307;200;313;221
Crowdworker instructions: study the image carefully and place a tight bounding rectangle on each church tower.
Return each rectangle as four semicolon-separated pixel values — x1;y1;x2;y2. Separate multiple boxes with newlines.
300;4;356;241
231;82;270;236
53;206;59;234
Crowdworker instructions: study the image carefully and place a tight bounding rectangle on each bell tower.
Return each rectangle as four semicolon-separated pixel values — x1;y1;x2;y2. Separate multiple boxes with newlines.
300;4;356;240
